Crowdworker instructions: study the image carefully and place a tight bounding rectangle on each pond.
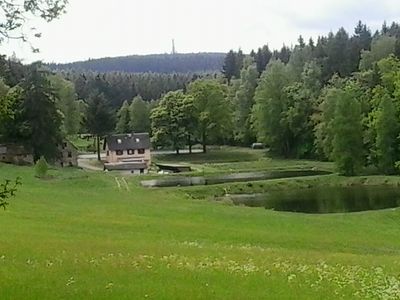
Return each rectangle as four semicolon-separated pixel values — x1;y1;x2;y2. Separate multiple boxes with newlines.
141;170;330;187
227;186;400;214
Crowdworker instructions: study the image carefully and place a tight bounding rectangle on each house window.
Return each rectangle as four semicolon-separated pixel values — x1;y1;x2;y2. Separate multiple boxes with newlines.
116;150;123;156
140;168;144;174
68;151;72;158
138;149;145;154
128;149;135;155
63;142;67;149
107;151;110;156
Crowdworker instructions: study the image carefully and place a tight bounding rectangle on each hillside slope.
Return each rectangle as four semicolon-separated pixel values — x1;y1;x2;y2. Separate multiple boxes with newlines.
48;53;225;74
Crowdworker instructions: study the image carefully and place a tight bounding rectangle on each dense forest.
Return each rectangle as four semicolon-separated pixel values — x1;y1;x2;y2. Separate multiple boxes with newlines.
2;20;400;176
58;71;215;108
47;53;225;74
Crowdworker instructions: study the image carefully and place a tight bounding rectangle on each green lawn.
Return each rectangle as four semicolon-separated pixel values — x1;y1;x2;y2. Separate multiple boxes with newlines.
153;147;334;175
1;151;400;299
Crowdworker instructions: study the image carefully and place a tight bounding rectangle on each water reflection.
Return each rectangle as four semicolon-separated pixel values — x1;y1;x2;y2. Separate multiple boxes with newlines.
229;186;400;213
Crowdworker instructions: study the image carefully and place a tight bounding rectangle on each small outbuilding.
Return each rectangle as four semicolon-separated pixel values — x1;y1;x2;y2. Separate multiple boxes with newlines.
0;140;78;167
57;140;78;167
0;144;34;165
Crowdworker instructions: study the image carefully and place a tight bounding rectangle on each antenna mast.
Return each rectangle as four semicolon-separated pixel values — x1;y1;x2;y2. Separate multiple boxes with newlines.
172;39;176;55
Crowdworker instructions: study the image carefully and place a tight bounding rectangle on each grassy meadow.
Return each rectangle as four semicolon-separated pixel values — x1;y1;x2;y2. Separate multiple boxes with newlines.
1;149;400;299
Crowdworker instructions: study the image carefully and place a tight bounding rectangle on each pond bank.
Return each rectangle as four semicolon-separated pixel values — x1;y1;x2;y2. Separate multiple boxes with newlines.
141;170;331;188
184;174;400;200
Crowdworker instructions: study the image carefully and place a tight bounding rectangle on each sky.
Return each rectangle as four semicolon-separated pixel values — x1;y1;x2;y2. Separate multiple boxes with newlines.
1;0;399;63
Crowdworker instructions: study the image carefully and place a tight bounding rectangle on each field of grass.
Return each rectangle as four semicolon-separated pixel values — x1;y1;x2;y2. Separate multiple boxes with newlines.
67;135;101;153
153;147;334;175
1;149;400;299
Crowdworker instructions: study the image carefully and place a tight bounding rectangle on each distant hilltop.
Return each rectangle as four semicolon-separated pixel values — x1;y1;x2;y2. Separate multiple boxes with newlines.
47;53;225;74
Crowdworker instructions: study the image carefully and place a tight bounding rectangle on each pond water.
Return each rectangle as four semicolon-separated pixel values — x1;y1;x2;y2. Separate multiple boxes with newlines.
141;170;330;187
228;186;400;214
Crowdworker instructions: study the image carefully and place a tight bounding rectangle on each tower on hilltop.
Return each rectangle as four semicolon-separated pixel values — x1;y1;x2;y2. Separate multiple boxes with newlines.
172;39;177;55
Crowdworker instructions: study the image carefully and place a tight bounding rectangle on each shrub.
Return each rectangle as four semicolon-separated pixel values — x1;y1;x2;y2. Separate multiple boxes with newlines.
35;156;49;178
0;177;21;210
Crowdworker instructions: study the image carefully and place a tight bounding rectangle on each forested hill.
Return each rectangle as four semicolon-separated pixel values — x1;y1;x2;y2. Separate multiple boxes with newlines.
47;53;225;74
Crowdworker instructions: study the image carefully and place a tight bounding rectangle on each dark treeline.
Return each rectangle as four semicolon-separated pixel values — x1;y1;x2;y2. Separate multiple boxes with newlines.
60;70;210;108
47;53;225;74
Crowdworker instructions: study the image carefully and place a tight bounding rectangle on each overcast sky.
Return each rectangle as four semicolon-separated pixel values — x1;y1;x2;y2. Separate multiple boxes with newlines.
0;0;399;63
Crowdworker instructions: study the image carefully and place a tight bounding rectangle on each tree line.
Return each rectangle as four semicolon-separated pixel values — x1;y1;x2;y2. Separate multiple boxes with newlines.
129;20;400;176
3;20;400;176
47;53;225;74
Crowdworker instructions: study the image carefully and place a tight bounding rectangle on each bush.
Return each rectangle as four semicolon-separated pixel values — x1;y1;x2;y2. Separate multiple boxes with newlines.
35;156;49;178
0;177;21;210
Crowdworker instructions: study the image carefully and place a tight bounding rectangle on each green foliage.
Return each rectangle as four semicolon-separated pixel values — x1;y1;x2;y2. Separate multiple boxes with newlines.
49;74;81;135
253;45;272;74
0;177;21;210
314;76;348;159
375;94;399;174
253;60;292;156
232;62;258;145
151;91;195;153
34;156;49;178
115;100;131;133
287;44;312;81
129;95;150;133
85;92;115;160
331;84;364;175
49;53;224;74
0;78;10;123
0;86;24;141
222;50;244;82
360;36;397;71
20;64;63;161
85;92;115;137
0;0;68;46
189;79;231;152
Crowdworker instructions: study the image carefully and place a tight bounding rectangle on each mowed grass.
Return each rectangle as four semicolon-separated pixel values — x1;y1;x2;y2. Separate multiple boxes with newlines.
0;150;400;299
153;146;334;175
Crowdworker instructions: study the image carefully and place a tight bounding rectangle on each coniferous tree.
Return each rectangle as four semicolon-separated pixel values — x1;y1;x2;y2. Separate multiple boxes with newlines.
115;100;131;133
129;95;150;133
222;50;237;83
85;92;115;160
254;45;272;74
21;64;63;162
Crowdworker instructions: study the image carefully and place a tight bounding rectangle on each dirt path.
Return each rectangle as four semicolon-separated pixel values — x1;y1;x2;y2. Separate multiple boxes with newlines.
77;158;104;171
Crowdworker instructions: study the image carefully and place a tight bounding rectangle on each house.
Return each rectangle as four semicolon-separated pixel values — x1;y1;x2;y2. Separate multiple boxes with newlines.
103;133;151;174
57;140;78;167
0;140;78;167
0;144;34;165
